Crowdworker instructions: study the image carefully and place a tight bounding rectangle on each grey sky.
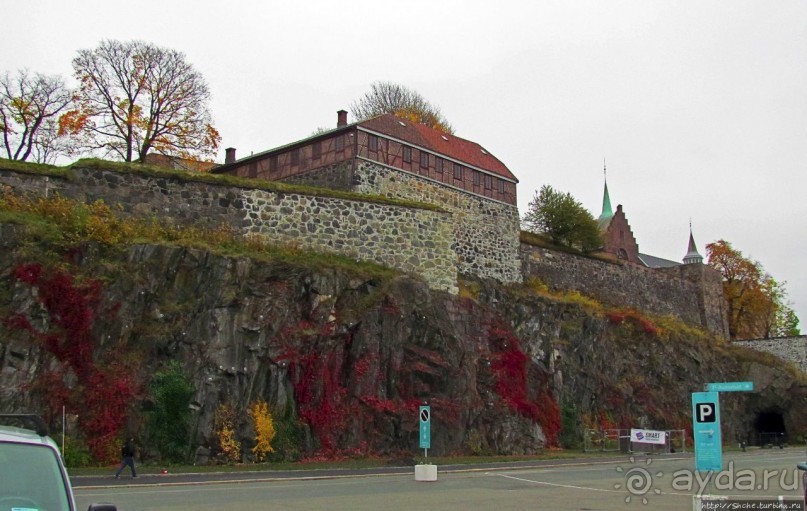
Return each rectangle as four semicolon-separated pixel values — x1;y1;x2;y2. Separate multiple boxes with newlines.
4;0;805;330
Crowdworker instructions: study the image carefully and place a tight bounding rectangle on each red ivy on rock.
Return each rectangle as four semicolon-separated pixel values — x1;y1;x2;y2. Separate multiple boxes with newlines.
5;263;135;462
606;309;658;336
487;318;561;445
277;324;354;455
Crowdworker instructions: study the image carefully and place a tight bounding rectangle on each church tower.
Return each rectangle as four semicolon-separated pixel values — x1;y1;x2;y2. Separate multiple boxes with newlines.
598;161;613;223
683;223;704;265
596;163;640;263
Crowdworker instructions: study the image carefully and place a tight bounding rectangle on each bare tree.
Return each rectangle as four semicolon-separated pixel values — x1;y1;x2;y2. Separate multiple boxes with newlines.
71;40;220;162
0;70;74;162
31;116;67;164
350;81;454;134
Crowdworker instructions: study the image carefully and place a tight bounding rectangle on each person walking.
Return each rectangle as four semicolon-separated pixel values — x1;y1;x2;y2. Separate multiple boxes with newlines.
114;437;138;479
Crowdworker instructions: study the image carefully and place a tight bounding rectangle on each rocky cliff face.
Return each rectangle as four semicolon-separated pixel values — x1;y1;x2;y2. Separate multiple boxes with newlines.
1;223;804;462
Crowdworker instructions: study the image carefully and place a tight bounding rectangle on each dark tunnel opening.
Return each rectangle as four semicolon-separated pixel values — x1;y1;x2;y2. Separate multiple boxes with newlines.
753;411;787;446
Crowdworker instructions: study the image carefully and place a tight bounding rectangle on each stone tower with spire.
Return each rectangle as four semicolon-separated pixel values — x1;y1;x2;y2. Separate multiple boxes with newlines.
683;223;704;264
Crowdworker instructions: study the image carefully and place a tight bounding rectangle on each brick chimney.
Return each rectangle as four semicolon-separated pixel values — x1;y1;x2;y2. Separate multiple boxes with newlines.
225;147;236;164
337;110;348;128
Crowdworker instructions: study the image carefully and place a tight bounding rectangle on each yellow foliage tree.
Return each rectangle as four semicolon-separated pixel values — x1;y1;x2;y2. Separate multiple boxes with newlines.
249;400;276;462
213;403;240;464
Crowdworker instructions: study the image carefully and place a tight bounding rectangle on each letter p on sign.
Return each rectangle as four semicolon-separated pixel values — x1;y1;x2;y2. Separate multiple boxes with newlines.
697;403;716;423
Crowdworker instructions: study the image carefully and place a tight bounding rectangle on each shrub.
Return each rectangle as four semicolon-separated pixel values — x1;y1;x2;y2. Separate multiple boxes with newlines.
146;361;194;463
560;404;581;449
213;403;241;464
59;435;93;468
267;414;305;462
249;400;276;462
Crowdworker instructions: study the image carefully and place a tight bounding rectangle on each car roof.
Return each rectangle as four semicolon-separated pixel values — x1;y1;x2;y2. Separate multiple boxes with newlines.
0;424;60;450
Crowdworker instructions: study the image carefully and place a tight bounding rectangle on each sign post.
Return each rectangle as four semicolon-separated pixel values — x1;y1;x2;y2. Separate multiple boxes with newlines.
419;405;431;459
692;391;722;472
691;382;754;471
415;405;437;482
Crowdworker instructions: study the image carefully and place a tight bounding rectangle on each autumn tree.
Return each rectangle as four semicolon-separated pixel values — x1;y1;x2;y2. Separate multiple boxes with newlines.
706;239;800;339
213;403;241;464
0;70;74;162
522;185;602;251
350;81;454;134
70;40;220;163
249;399;276;462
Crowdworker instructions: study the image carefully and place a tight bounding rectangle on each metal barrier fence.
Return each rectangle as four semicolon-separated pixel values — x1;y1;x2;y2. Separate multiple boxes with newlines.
584;429;687;454
755;431;788;448
584;429;629;452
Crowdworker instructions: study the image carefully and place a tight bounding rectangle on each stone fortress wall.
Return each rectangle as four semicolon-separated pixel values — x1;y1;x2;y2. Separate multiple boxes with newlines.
0;165;459;293
283;159;522;283
2;163;727;337
520;243;730;338
732;336;807;373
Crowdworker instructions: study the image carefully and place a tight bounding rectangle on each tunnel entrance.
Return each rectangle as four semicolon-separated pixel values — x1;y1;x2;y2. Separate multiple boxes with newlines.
753;410;787;446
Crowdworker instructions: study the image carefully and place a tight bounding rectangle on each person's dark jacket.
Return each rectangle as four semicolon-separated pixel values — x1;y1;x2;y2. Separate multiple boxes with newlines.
121;439;135;458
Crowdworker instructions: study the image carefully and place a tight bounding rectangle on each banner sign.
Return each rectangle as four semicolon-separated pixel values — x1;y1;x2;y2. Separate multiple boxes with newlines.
630;428;666;445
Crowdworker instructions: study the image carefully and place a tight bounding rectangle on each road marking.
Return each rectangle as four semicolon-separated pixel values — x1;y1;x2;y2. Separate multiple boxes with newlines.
489;472;625;494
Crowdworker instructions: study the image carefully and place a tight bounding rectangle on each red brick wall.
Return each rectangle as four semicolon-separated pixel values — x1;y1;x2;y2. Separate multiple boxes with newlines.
601;205;640;264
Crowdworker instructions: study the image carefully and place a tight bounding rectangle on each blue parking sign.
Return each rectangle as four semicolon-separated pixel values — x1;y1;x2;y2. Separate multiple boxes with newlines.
692;392;722;471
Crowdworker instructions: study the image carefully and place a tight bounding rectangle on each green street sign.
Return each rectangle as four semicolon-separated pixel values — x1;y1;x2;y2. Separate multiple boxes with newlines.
707;381;754;392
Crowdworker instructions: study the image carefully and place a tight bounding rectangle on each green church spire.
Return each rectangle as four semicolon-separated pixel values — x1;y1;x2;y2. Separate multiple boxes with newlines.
598;159;613;222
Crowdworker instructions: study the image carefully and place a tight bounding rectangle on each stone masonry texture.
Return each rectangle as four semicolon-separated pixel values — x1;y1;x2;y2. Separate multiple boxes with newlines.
733;336;807;373
520;243;729;338
284;160;523;284
2;164;729;337
0;166;458;294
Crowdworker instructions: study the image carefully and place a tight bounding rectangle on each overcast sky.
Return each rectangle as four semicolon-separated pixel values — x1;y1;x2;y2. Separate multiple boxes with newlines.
3;0;805;331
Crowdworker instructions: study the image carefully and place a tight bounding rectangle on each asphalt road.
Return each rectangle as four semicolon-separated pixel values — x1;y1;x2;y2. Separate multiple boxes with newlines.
73;449;807;511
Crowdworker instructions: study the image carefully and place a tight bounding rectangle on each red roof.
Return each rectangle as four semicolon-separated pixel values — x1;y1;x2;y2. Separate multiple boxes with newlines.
358;114;517;182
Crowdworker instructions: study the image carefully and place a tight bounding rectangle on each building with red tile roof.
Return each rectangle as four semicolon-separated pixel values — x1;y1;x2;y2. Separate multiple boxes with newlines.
212;110;518;206
213;109;523;284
